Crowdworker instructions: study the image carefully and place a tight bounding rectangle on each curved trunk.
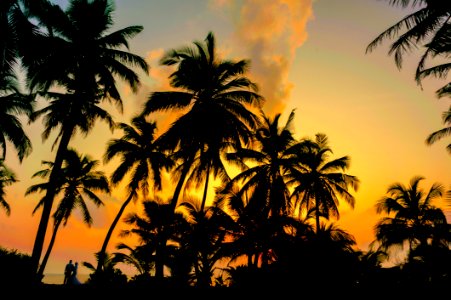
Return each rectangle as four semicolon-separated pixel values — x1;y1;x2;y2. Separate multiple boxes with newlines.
37;218;62;279
31;126;73;283
169;154;194;213
96;193;134;272
200;162;211;212
315;196;320;234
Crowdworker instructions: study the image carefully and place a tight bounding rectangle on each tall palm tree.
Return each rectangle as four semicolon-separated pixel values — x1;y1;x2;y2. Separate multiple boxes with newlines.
426;106;451;153
0;159;17;216
97;115;173;273
0;70;33;162
288;133;359;233
26;148;109;278
25;0;148;277
374;176;447;260
141;31;263;213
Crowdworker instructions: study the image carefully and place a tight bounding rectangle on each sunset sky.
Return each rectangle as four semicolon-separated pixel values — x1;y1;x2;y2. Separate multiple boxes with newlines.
1;0;450;277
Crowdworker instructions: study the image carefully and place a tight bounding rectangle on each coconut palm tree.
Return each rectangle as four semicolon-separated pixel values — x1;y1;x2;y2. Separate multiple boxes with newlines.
225;110;303;217
426;106;451;153
121;198;186;282
97;115;173;274
178;199;234;287
141;31;263;213
0;159;17;216
288;133;359;233
0;71;33;162
366;0;450;72
374;176;447;260
0;0;21;74
25;0;148;277
26;148;109;278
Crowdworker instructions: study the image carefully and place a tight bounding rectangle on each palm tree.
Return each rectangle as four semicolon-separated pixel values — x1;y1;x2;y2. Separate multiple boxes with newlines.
141;31;263;213
25;0;148;277
288;133;359;233
0;159;17;216
1;0;20;74
178;199;234;287
426;106;451;153
97;115;173;274
225;110;304;217
0;70;33;162
26;148;109;278
374;176;447;260
121;198;186;282
83;252;128;286
366;1;450;73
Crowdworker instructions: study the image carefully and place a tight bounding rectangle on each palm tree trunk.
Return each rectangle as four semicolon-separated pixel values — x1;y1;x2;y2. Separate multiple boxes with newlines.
154;232;166;280
37;218;62;279
315;198;320;234
96;193;134;272
31;127;73;283
169;155;194;213
200;162;211;212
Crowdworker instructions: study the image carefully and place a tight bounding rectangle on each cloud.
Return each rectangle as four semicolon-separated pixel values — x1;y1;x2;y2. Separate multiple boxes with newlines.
224;0;314;115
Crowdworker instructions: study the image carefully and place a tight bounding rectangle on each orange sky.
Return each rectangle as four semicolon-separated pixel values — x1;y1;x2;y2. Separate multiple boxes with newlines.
1;0;449;278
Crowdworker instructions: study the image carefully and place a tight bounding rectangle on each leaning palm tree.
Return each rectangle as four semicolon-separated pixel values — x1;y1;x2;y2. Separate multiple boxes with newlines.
97;115;173;274
366;0;450;73
373;176;447;261
141;31;263;213
0;159;17;216
0;70;33;162
26;148;109;278
24;0;148;277
426;106;451;153
288;133;359;233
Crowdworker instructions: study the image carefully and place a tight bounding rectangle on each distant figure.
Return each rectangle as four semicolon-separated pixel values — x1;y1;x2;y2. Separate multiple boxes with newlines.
64;260;75;285
70;262;82;285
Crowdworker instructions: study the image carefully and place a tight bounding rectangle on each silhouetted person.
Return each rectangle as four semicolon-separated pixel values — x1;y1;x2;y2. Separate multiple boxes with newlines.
70;262;82;285
64;260;74;285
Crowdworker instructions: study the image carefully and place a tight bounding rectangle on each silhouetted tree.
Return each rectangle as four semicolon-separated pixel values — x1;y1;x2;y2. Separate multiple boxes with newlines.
374;176;447;260
24;0;148;278
288;133;359;232
27;149;109;278
97;116;173;275
0;159;17;216
141;31;263;213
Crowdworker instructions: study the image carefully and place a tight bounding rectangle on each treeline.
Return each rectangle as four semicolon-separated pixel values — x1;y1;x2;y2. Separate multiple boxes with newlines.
0;0;450;291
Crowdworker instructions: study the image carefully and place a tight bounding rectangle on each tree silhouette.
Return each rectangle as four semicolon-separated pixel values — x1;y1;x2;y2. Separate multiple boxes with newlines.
97;116;173;275
0;70;33;162
426;107;451;153
0;159;17;216
373;176;447;260
26;148;109;278
141;31;263;213
288;133;359;233
22;0;148;279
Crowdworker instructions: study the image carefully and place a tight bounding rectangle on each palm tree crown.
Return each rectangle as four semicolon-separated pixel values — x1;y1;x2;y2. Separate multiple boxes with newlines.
288;133;359;232
142;31;263;211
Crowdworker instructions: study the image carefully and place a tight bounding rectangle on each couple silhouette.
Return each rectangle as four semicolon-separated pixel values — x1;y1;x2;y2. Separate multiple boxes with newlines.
63;259;82;285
